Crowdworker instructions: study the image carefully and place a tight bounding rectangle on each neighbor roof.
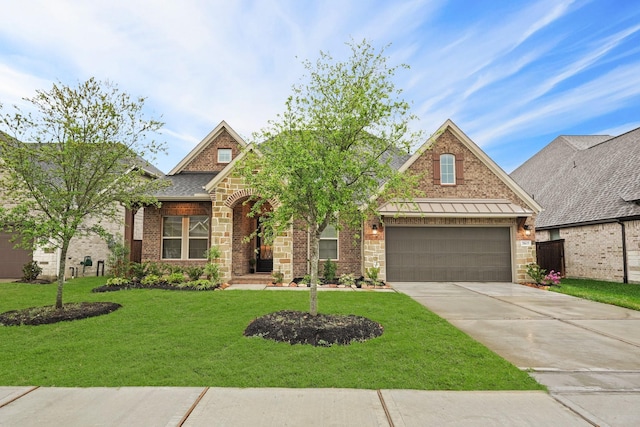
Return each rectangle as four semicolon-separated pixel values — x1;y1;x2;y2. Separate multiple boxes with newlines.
510;127;640;229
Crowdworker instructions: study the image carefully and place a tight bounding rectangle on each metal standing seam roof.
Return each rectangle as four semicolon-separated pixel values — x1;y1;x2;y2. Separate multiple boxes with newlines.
378;199;533;217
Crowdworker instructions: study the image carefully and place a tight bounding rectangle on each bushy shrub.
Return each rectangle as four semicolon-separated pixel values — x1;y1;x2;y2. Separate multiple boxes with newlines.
323;259;337;283
22;261;43;282
300;274;311;285
526;263;546;285
164;272;185;284
184;266;205;281
141;274;161;286
179;279;220;290
339;273;356;286
106;240;130;279
366;263;380;283
272;269;284;284
106;277;129;286
543;270;561;286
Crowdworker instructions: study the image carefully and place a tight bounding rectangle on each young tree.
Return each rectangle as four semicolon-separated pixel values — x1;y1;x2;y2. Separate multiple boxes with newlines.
0;78;166;309
238;40;421;315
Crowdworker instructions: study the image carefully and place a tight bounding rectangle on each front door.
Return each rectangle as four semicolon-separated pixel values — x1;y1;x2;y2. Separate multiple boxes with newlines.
256;220;273;273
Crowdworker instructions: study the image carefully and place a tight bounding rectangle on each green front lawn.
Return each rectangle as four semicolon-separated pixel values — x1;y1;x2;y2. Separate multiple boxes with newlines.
552;278;640;311
0;277;542;390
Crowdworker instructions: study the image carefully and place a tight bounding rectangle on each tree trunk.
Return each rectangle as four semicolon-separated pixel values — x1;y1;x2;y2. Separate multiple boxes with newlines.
55;240;70;310
309;228;321;316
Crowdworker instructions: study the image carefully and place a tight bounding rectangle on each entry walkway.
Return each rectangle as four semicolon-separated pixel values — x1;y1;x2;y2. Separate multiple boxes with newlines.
393;282;640;426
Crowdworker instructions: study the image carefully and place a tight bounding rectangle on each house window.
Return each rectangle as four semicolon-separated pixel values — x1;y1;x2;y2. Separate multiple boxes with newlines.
218;148;232;163
319;224;338;260
440;154;455;185
549;229;561;240
162;216;209;259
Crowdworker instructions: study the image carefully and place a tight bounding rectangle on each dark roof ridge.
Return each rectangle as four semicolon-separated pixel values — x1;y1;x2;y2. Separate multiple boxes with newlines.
587;125;640;150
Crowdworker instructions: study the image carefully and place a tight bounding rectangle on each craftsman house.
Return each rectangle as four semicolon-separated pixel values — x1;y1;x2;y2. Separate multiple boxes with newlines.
142;119;540;283
511;127;640;284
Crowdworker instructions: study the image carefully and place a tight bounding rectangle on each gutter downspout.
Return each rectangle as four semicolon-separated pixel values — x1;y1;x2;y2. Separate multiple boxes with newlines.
618;220;628;284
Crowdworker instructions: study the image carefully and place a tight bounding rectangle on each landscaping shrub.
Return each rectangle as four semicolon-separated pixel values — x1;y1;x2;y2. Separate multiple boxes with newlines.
323;259;337;283
21;261;43;282
185;266;205;281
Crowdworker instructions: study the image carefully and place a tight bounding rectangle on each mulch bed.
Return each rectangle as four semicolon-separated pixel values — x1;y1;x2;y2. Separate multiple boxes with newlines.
0;302;122;326
91;282;227;293
244;310;384;346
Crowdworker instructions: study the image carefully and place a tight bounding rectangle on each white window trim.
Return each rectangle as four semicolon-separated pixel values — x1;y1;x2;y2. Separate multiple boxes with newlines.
318;224;339;261
440;153;456;185
217;148;232;164
162;216;209;260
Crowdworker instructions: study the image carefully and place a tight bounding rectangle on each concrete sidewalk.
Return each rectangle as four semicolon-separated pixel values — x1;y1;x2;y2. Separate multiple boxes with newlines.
0;386;590;426
394;282;640;427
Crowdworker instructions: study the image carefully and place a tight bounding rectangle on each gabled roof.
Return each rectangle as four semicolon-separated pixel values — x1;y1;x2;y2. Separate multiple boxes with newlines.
510;127;640;228
168;120;247;175
203;144;259;193
397;119;541;213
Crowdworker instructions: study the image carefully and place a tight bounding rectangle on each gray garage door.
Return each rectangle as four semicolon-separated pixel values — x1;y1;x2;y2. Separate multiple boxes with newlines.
0;232;33;279
386;227;512;282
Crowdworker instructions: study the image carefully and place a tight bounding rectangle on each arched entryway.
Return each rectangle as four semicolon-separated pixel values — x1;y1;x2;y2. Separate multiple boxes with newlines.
231;197;273;276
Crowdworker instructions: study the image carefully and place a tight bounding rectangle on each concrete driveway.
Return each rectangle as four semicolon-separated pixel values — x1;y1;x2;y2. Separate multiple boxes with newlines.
393;281;640;426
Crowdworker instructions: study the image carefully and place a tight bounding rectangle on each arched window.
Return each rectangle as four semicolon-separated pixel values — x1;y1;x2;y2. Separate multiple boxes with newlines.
440;154;455;185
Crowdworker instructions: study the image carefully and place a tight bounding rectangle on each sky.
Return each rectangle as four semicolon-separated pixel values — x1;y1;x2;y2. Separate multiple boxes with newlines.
1;0;639;174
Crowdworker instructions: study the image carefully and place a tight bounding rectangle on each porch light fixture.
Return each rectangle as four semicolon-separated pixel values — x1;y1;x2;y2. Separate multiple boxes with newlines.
372;224;378;235
523;225;531;236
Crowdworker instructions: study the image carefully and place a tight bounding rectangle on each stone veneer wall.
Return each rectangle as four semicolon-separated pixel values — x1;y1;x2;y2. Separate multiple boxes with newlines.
212;176;293;282
537;220;640;283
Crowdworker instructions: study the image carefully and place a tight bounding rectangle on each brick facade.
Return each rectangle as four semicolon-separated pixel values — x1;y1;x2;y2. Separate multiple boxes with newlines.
141;201;212;269
537;219;640;283
182;129;242;173
363;127;537;282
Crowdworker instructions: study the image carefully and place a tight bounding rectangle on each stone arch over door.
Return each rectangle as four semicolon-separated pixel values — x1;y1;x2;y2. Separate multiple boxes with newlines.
222;190;291;281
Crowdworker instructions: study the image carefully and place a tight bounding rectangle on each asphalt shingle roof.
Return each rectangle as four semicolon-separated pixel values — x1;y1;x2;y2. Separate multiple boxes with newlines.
154;172;217;199
510;128;640;229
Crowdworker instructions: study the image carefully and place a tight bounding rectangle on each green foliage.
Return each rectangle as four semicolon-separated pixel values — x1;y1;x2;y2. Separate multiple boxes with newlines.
105;277;129;286
300;274;312;285
203;246;222;285
526;263;546;285
323;259;337;283
184;266;205;281
272;269;284;284
164;272;185;284
237;39;421;315
21;261;43;282
107;238;130;279
366;265;380;283
0;277;543;390
338;273;356;287
141;274;161;286
179;279;220;290
551;278;640;311
0;78;167;308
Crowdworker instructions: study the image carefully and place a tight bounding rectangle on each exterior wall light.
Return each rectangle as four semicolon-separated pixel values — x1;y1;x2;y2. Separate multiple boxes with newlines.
523;225;531;236
372;224;378;235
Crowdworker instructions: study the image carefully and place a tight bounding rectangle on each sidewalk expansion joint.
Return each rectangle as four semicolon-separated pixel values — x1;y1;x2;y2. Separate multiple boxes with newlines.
377;389;395;427
177;386;209;427
0;386;39;409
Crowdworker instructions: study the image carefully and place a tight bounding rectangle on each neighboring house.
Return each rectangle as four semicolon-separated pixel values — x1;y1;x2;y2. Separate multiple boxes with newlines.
510;127;640;284
142;119;540;284
0;136;162;280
